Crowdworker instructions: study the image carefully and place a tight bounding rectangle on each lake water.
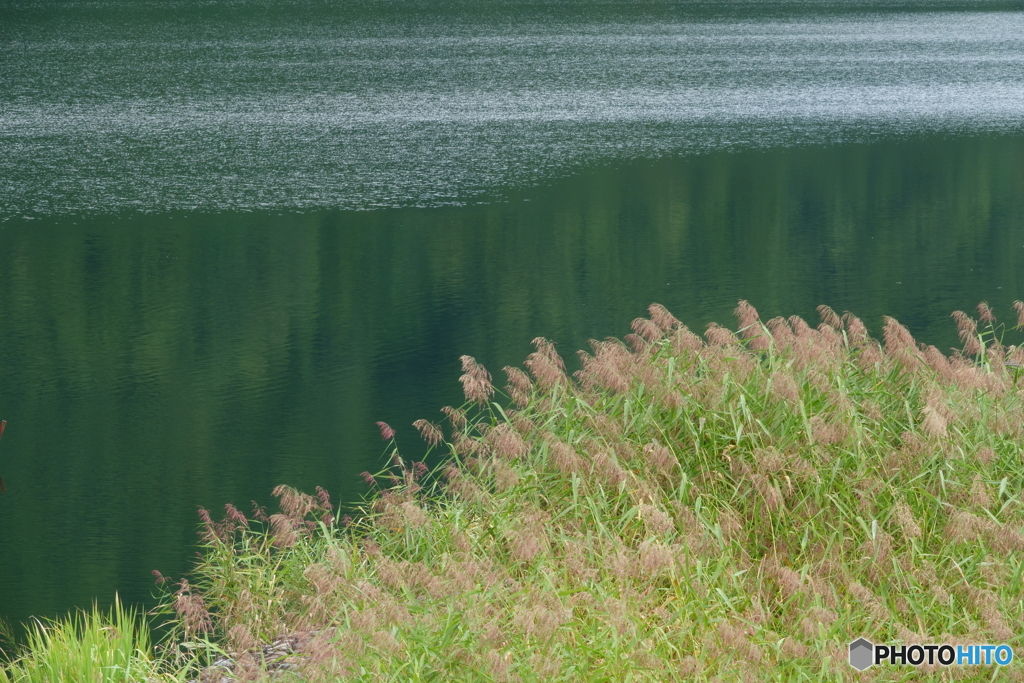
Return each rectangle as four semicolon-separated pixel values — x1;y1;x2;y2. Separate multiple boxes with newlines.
1;0;1023;628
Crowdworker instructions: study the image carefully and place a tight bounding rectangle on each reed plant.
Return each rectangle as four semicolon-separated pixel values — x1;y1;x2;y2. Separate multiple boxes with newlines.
0;596;177;683
162;301;1024;682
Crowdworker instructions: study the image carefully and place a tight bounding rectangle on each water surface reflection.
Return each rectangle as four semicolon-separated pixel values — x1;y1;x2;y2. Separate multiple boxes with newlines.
1;135;1023;626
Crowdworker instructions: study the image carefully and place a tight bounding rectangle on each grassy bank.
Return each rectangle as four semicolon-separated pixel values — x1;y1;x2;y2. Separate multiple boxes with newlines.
6;301;1024;681
0;598;173;683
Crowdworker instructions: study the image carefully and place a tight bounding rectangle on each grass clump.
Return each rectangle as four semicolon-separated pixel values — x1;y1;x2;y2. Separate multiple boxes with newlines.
0;596;175;683
164;301;1024;682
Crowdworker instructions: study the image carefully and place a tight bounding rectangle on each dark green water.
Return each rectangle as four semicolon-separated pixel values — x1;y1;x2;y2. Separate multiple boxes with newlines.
1;0;1024;629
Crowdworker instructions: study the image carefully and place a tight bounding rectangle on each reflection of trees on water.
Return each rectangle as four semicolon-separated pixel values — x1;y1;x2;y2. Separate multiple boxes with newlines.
0;133;1022;627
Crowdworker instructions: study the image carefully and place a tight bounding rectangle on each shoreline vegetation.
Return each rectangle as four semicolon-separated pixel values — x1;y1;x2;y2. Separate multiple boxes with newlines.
5;301;1024;682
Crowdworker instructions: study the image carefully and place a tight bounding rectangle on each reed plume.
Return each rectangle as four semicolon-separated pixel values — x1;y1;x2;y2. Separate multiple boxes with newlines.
647;303;680;332
441;405;468;430
459;355;494;406
816;304;841;330
525;338;566;389
630;316;663;344
951;310;981;355
1014;300;1024;328
162;300;1024;683
375;421;396;441
412;419;443;447
977;301;995;324
503;366;533;407
704;322;738;347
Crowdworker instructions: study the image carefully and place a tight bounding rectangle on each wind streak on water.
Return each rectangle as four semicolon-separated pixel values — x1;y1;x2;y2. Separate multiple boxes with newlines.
1;6;1023;215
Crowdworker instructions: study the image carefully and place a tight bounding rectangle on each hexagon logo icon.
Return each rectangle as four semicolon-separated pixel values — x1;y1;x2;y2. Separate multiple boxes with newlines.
849;638;874;671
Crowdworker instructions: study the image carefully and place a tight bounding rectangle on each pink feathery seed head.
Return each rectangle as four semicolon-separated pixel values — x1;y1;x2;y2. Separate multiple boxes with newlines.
817;305;841;330
488;422;528;459
250;500;269;523
412;461;428;480
969;474;992;509
1013;300;1024;328
766;316;794;347
592;451;627;488
817;324;843;350
451;431;481;456
947;509;984;543
549;440;583;475
893;500;922;539
753;448;786;475
842;313;868;343
173;580;212;635
639;504;674;536
951;310;978;343
577;349;628;393
151;569;168;585
375;421;396;441
224;503;249;526
315;486;333;511
589;337;631;368
460;354;491;381
227;624;258;654
882;316;916;351
964;338;982;357
492;459;520;492
671;325;703;354
631;316;663;343
792;336;822;371
986;342;1005;366
922;345;952;377
340;514;353;527
532;337;565;369
705;322;738;347
503;366;533;406
441;405;468;430
273;485;317;519
508;410;537;437
789;316;813;338
648;303;680;332
747;333;770;352
196;507;228;543
764;559;804;601
734;300;760;333
642;441;676;478
270;513;299;548
504;366;533;393
459;355;494;405
735;300;770;350
978;301;995;324
360;471;377;487
508;528;545;563
525;338;567;389
638;539;674;575
412;419;443;447
197;506;213;526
